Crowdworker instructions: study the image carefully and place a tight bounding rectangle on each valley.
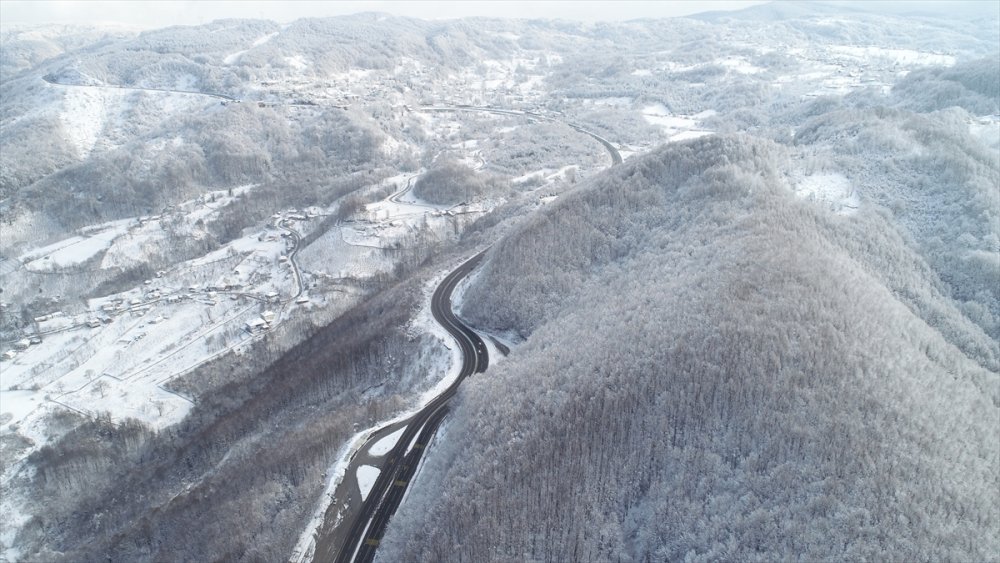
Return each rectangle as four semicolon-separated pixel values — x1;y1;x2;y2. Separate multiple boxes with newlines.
1;3;997;561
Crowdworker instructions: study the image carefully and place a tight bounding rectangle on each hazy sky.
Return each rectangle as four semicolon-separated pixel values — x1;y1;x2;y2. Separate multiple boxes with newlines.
1;1;770;27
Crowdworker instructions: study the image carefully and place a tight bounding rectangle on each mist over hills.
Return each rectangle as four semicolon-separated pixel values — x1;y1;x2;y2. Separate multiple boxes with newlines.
1;3;997;562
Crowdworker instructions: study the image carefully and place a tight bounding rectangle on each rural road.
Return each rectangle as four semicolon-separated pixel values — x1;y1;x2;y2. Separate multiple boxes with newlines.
311;251;489;563
307;103;624;563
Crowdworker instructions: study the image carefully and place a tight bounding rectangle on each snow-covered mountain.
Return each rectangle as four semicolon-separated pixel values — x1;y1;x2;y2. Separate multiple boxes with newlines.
1;2;997;561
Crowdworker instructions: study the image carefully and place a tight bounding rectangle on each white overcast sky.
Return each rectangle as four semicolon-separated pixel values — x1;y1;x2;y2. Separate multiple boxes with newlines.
1;1;771;27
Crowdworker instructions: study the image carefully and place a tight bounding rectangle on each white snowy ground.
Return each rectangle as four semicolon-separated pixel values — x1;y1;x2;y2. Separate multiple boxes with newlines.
3;172;478;437
828;45;956;67
3;161;490;561
369;427;405;456
641;104;715;142
59;84;129;157
791;172;860;216
19;219;131;271
1;188;315;557
50;80;214;159
356;465;380;501
969;115;1000;151
222;31;279;65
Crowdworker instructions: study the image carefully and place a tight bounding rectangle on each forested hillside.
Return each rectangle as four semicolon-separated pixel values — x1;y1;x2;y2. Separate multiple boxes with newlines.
381;131;999;559
2;3;998;561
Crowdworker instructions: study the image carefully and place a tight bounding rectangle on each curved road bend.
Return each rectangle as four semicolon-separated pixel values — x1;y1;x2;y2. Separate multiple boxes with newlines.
313;250;489;563
276;218;305;303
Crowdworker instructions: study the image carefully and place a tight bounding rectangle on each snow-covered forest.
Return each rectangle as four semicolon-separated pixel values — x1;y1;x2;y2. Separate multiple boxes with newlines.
385;131;998;561
1;1;997;561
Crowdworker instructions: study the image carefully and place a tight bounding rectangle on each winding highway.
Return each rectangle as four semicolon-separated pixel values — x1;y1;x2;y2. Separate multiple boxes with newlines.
311;250;489;563
307;104;624;563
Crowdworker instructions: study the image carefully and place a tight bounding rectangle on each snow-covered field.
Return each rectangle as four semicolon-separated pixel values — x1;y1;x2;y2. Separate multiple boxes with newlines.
59;85;126;157
828;45;956;67
356;465;380;501
3;170;481;561
5;140;490;561
641;104;715;142
369;427;405;456
0;186;312;485
792;173;860;216
223;31;279;65
19;220;130;271
969;116;1000;151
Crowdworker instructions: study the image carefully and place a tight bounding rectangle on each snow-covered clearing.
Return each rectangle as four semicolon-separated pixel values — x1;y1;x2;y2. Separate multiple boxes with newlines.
592;97;633;108
59;85;129;157
969;116;1000;151
642;104;714;140
717;57;765;75
285;55;310;70
518;75;545;94
101;185;256;270
641;104;695;129
0;390;43;425
0;400;53;562
223;32;279;65
670;130;714;143
369;427;405;456
357;466;380;501
222;50;246;65
329;68;372;82
19;221;129;271
2;185;308;438
792;173;860;216
829;45;956;67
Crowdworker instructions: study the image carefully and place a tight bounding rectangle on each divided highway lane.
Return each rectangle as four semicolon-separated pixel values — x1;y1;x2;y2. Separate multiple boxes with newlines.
321;105;624;562
321;250;489;563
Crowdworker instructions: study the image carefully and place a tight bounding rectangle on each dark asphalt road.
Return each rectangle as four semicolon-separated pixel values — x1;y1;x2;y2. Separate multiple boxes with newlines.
326;250;489;563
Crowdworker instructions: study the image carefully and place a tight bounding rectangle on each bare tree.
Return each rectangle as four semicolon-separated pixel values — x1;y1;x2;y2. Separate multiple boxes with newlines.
92;380;110;398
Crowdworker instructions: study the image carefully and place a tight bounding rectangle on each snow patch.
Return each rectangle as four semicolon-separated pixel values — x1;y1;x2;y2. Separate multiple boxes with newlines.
793;173;860;215
718;57;765;75
642;105;713;140
20;222;130;271
592;97;633;108
669;130;714;143
969;116;1000;151
59;86;125;157
369;427;405;456
285;55;309;70
829;45;956;67
223;50;247;65
357;465;380;501
0;390;44;424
